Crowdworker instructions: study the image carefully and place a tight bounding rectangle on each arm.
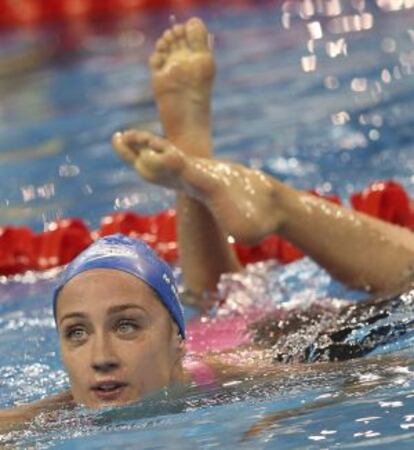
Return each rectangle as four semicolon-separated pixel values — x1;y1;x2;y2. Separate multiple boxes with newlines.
0;390;73;433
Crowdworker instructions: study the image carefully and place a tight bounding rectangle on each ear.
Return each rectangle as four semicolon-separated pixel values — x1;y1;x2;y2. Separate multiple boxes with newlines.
170;323;186;360
177;334;186;358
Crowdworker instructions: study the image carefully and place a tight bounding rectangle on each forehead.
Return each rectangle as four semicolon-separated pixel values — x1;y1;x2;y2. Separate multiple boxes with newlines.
56;268;164;317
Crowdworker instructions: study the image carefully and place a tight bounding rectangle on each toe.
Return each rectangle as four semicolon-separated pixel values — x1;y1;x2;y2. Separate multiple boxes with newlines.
155;38;168;52
172;24;185;40
185;17;209;51
149;52;165;70
122;130;152;148
133;157;156;183
148;135;170;152
136;149;164;182
162;29;174;45
172;24;186;50
112;132;136;165
170;39;179;51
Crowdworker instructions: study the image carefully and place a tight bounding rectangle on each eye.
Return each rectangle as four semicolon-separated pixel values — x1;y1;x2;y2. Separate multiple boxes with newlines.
116;320;138;335
65;327;88;342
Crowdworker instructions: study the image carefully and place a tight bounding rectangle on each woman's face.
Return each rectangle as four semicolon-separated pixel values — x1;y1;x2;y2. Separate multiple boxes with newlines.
56;268;185;408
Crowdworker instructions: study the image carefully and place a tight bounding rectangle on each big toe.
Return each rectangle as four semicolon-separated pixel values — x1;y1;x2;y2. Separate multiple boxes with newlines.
185;17;209;51
112;132;136;165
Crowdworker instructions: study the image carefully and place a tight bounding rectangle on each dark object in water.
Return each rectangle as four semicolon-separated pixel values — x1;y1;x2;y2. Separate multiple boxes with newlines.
251;286;414;363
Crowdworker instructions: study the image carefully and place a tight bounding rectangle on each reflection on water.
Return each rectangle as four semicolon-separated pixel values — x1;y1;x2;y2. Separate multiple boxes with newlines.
0;1;413;229
2;259;414;447
0;0;414;448
2;349;414;448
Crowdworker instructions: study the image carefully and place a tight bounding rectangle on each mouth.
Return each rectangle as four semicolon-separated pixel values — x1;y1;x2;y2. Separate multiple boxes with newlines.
90;380;128;402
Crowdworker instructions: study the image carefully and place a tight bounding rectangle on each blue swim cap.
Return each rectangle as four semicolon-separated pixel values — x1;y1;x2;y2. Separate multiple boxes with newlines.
52;233;185;338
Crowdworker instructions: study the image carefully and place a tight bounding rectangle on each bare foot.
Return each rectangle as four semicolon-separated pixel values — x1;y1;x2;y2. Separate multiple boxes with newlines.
112;130;185;189
113;130;286;244
149;17;215;153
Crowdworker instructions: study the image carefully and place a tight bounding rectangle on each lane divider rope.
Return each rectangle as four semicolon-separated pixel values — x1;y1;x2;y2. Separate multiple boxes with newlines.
0;179;412;276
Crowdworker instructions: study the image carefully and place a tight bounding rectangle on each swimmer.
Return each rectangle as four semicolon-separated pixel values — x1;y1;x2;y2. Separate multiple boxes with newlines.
2;16;414;432
0;20;258;431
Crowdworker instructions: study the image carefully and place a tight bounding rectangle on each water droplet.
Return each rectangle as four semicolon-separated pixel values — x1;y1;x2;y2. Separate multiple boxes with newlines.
307;21;323;40
351;77;368;92
301;54;317;72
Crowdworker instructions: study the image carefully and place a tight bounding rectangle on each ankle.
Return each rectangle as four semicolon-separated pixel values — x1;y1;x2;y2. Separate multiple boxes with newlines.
165;131;213;158
268;179;302;235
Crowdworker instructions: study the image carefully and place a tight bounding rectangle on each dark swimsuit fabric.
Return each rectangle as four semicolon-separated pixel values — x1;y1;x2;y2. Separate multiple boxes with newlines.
250;287;414;363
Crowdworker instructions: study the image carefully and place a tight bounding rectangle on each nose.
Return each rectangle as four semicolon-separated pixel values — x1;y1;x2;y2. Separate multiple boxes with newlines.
90;332;120;373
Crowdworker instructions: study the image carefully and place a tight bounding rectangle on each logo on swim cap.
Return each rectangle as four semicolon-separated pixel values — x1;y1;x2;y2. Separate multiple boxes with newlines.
52;234;185;338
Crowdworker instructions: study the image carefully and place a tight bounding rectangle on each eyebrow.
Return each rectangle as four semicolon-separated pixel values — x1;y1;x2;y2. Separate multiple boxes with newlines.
59;304;147;327
107;304;147;315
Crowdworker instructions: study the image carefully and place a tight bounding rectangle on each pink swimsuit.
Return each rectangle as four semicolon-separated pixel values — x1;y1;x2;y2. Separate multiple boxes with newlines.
184;358;217;387
183;308;263;387
185;311;257;353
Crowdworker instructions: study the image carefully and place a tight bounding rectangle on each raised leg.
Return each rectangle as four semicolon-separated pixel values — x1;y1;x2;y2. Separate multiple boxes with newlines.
115;18;241;295
113;131;414;294
113;131;285;244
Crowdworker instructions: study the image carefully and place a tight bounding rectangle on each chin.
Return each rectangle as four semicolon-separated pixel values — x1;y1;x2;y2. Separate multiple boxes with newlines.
93;393;142;409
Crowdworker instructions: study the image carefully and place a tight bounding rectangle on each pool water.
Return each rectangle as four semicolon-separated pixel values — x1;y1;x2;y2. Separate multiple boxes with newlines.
1;0;414;448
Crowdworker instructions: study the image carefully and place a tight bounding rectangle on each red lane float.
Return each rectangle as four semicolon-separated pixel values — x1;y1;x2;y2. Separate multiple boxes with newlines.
0;218;92;275
351;181;412;227
0;0;260;28
0;179;412;276
99;209;178;262
0;0;175;27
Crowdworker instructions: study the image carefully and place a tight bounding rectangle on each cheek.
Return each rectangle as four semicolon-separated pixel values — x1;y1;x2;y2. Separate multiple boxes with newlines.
125;342;157;371
60;343;87;382
124;337;173;379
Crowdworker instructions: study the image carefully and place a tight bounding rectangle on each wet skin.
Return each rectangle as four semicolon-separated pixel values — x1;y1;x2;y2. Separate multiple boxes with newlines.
56;268;185;408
